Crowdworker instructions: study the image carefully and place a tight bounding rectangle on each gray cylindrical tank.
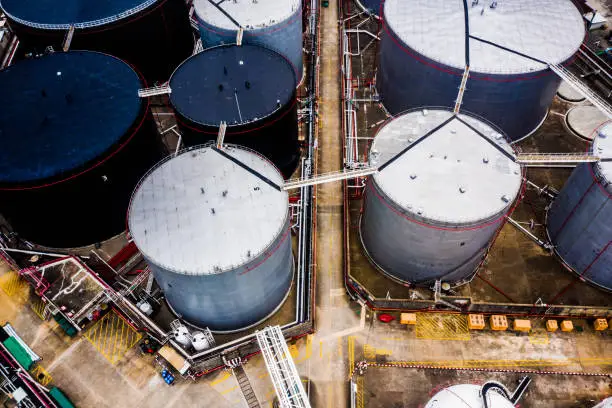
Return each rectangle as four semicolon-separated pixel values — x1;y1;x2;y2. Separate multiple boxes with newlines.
128;145;293;332
360;108;523;286
547;122;612;292
194;0;303;84
425;384;514;408
378;0;584;141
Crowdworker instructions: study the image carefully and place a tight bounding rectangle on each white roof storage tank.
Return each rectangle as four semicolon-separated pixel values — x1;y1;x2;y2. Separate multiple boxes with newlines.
128;145;294;333
425;384;515;408
360;108;523;286
194;0;303;84
378;0;585;141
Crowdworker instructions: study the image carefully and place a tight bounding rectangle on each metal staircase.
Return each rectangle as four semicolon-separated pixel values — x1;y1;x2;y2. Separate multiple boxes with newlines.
138;85;172;98
256;326;310;408
516;153;602;167
283;168;377;190
233;365;261;408
548;63;612;118
454;66;470;114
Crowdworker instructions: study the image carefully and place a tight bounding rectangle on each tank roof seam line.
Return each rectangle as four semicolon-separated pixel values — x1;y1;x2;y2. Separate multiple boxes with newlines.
469;35;547;66
207;0;242;29
377;115;456;171
454;116;516;162
461;0;470;67
211;146;282;191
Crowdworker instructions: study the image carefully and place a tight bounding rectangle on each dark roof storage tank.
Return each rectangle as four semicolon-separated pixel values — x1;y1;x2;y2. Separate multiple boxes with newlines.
547;122;612;292
360;108;523;286
194;0;303;84
169;44;300;178
0;0;194;82
0;51;164;248
378;0;585;141
355;0;381;17
128;145;294;332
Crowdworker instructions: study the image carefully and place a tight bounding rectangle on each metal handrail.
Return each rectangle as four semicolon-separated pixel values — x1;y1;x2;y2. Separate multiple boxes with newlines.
3;0;159;30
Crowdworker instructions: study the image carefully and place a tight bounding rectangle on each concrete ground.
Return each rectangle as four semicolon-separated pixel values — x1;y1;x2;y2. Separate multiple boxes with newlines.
361;367;612;408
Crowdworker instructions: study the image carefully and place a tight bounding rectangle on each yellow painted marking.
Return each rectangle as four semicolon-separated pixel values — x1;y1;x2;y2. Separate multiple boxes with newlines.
319;341;323;358
221;385;238;395
348;336;355;376
415;313;470;341
30;365;52;387
296;334;313;363
83;310;141;365
30;297;47;320
375;358;612;369
355;376;365;408
288;344;300;359
0;271;28;299
529;329;550;345
363;344;393;361
211;371;231;386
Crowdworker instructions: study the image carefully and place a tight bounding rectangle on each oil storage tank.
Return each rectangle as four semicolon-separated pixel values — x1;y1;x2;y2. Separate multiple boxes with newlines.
378;0;584;141
425;384;514;408
0;0;194;82
0;51;163;248
169;44;300;178
193;0;303;83
360;108;523;286
546;122;612;292
128;145;294;332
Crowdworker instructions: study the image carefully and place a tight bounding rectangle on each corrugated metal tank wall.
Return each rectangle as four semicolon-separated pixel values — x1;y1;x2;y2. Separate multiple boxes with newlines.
195;3;303;83
361;179;507;285
547;163;612;292
148;221;293;332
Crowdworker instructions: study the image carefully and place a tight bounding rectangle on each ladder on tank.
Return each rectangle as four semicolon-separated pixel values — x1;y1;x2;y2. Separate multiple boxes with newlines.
233;365;261;408
516;152;605;167
256;326;311;408
454;66;471;114
548;62;612;118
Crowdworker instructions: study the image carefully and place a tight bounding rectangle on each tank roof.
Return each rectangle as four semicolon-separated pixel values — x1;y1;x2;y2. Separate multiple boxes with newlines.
0;0;158;28
128;145;289;276
0;51;142;185
370;109;522;225
170;44;296;127
593;122;612;182
384;0;584;74
194;0;301;31
425;384;514;408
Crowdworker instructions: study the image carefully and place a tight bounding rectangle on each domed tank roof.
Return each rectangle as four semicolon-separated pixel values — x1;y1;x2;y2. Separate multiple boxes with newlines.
193;0;301;30
370;109;522;226
169;44;296;128
0;0;159;28
0;51;142;185
383;0;584;74
128;145;289;276
425;384;514;408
